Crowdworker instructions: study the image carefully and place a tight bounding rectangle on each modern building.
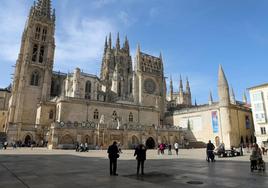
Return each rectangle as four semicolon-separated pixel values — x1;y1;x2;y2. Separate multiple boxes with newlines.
248;83;268;146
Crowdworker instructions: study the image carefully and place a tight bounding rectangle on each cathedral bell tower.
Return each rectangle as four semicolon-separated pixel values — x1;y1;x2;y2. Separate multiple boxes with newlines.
7;0;56;141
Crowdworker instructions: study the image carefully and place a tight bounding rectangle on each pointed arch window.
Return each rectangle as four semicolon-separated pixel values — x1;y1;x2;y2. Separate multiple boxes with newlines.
129;79;132;94
112;111;117;121
32;44;38;62
30;71;40;86
129;112;133;122
118;82;121;97
35;26;41;40
39;46;45;63
85;81;91;99
42;28;47;42
93;109;99;120
49;110;54;119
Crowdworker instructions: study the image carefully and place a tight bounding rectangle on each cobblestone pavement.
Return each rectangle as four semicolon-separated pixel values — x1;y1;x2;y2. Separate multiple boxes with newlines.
0;148;267;188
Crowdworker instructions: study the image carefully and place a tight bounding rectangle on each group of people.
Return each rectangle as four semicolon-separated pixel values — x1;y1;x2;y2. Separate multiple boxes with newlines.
157;142;179;156
107;141;181;176
75;142;89;152
107;141;147;176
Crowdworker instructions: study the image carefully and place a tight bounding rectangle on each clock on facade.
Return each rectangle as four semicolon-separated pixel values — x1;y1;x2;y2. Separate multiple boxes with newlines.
144;78;156;94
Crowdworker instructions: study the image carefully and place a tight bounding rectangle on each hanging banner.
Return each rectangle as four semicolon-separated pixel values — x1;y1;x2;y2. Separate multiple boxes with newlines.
211;111;219;133
245;115;250;129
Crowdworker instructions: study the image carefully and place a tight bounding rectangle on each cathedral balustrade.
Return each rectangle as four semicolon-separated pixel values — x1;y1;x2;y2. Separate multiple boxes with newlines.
52;121;99;130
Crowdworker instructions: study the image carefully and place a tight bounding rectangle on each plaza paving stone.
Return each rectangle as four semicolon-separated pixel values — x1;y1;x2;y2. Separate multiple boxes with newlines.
0;148;267;188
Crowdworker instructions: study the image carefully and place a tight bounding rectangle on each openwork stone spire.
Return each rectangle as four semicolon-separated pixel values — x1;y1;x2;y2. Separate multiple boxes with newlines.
31;0;55;22
36;0;52;17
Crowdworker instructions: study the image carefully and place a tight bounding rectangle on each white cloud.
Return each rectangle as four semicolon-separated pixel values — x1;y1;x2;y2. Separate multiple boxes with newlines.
118;11;137;26
91;0;117;8
0;1;28;62
55;15;116;71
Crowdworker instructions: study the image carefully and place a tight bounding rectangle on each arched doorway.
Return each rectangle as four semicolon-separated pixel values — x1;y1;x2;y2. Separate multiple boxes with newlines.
24;135;32;146
84;135;93;144
146;137;155;149
59;134;74;144
132;135;139;145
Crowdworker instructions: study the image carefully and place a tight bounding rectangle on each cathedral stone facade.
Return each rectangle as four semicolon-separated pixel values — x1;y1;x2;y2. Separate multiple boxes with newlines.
4;0;254;149
5;0;178;149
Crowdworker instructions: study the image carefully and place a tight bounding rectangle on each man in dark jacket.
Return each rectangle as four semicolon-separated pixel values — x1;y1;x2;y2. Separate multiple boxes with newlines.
134;144;147;175
206;140;215;162
107;141;119;176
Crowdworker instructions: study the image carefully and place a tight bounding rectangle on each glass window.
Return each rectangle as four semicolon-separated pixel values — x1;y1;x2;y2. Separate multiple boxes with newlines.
35;26;41;40
39;46;45;63
93;109;99;120
85;81;91;99
252;92;262;101
32;44;38;62
42;28;47;41
49;110;53;119
254;103;264;111
260;127;266;135
112;111;117;120
129;112;133;122
30;71;40;86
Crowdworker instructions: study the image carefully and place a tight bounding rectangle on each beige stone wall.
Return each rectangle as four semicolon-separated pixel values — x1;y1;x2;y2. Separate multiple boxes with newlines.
0;111;8;132
229;107;254;145
0;90;11;111
168;107;218;144
55;98;159;127
36;102;56;126
166;104;254;148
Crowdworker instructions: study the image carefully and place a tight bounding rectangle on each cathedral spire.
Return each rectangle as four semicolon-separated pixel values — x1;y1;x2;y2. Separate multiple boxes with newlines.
179;75;183;93
104;36;108;53
116;32;120;50
208;90;213;105
36;0;52;19
230;87;236;104
185;77;190;94
243;91;247;104
108;32;112;49
218;65;230;107
124;36;129;53
169;75;173;101
137;43;140;54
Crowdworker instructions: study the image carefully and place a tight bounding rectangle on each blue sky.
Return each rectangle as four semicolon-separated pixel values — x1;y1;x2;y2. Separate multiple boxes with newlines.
0;0;268;104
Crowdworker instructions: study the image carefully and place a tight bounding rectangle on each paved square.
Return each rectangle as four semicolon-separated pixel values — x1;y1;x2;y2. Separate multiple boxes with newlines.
0;148;267;188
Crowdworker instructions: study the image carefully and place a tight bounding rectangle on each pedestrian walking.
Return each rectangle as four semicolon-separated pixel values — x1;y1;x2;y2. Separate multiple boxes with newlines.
168;144;172;155
107;141;120;176
174;142;179;156
3;141;8;149
134;144;147;176
206;140;215;162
